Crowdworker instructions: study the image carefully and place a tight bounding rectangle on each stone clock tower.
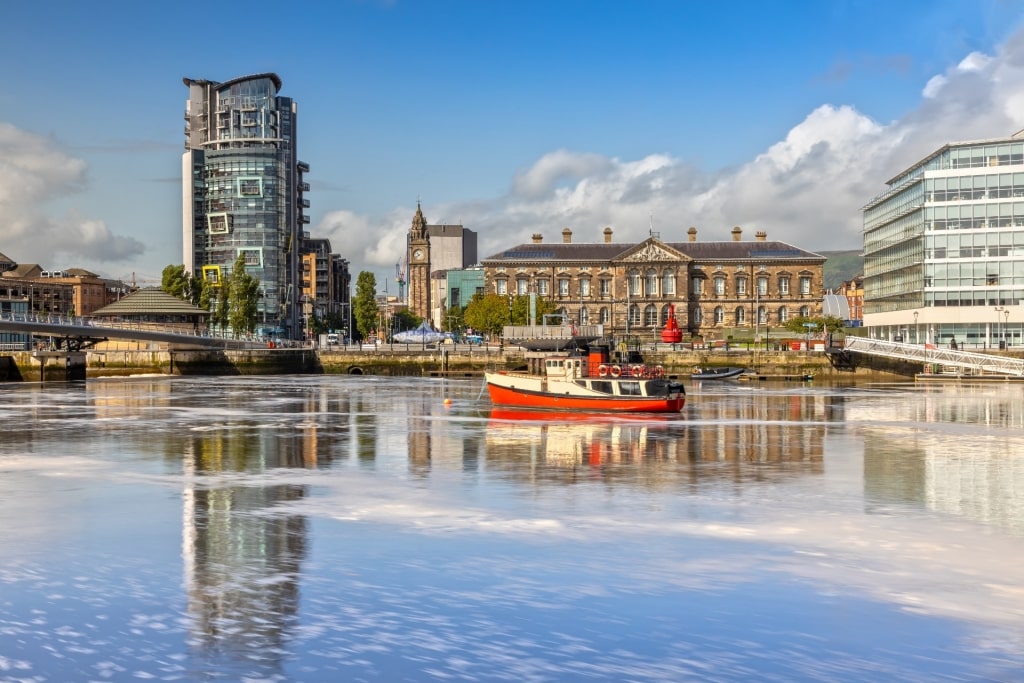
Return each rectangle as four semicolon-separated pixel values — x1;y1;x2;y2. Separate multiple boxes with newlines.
407;201;431;320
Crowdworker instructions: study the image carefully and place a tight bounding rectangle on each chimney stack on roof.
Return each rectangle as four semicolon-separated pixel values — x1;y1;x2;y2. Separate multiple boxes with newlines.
688;227;697;242
603;227;613;243
532;234;543;244
755;231;767;242
562;227;572;244
731;226;743;242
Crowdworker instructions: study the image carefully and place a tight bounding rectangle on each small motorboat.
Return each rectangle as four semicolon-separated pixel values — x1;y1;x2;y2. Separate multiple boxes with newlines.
690;366;746;380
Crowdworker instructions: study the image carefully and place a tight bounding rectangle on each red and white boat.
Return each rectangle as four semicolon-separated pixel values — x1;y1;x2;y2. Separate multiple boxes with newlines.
485;345;685;414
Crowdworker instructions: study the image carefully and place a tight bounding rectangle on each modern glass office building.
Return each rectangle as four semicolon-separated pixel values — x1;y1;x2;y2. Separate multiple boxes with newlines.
182;73;310;338
863;131;1024;348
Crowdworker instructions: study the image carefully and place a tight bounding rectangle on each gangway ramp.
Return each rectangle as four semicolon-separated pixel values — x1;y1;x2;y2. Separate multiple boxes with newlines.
841;337;1024;377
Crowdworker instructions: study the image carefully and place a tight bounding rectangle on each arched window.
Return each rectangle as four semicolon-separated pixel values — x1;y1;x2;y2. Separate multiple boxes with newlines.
628;269;642;296
800;305;811;317
660;304;673;325
580;307;589;324
735;306;746;324
600;307;610;324
714;306;724;324
645;269;658;297
693;307;703;324
757;306;767;324
779;306;789;322
628;304;641;326
644;304;658;326
662;270;676;296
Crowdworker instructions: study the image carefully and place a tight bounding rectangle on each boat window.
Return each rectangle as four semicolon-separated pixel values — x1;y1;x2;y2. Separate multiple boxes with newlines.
619;381;642;396
591;381;612;393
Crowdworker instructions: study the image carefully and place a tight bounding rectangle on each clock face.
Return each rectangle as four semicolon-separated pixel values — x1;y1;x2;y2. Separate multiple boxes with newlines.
413;249;424;260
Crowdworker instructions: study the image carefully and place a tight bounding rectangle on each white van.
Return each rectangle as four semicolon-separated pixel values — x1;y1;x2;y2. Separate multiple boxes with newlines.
326;333;339;345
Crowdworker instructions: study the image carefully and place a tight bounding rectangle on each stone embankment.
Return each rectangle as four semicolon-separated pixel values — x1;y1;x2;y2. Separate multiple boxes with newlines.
0;345;917;382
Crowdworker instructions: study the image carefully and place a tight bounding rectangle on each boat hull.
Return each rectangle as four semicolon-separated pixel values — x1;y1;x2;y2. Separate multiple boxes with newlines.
485;373;685;413
690;367;746;380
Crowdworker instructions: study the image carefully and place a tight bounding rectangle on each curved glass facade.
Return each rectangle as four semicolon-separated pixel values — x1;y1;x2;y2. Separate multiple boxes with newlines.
183;74;307;337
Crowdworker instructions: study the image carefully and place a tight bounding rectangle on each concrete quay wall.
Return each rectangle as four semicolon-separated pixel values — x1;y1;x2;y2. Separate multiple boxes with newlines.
0;346;915;382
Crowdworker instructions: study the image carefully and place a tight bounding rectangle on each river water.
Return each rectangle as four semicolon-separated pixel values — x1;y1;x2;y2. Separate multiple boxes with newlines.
1;375;1024;682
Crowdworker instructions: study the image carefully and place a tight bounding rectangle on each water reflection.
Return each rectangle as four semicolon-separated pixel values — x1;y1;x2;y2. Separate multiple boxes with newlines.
4;377;1024;681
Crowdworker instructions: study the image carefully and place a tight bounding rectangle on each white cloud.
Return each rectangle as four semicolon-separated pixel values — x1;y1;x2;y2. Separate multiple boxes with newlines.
0;123;144;268
319;28;1024;275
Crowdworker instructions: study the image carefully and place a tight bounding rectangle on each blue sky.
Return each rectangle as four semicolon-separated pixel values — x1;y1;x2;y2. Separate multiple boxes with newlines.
3;0;1024;287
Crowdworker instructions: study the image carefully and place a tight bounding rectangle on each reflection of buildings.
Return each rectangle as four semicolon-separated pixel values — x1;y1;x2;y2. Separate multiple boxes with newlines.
862;386;1024;534
177;383;351;676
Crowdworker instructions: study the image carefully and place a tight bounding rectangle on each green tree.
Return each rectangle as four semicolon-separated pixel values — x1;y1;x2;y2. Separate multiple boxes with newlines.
228;254;260;336
391;309;421;334
464;294;512;337
161;264;205;305
213;286;229;332
781;315;846;336
352;271;378;340
509;294;556;325
442;305;465;334
161;264;190;300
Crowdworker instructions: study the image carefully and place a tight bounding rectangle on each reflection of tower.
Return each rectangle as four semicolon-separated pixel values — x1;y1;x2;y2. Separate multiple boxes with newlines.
181;426;311;677
407;202;431;319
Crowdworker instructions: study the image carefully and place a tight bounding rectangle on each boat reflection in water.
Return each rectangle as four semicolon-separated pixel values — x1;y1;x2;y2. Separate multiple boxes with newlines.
484;399;825;485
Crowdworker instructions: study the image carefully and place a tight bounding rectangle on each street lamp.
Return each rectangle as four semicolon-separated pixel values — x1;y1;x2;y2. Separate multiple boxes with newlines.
913;310;919;344
1004;308;1011;347
995;306;1008;349
802;321;817;350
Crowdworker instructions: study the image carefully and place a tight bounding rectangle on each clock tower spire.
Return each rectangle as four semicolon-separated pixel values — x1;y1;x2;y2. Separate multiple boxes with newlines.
407;200;431;321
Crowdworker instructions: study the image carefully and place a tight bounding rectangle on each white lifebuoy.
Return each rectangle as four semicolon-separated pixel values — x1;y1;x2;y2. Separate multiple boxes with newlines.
610;365;621;378
631;365;644;378
598;364;609;377
653;365;665;378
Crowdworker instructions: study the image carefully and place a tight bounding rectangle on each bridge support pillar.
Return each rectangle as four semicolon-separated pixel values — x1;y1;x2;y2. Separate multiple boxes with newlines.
31;351;86;383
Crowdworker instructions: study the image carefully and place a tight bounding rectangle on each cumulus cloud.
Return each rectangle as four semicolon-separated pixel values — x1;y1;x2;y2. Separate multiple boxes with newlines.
318;27;1024;275
0;123;144;267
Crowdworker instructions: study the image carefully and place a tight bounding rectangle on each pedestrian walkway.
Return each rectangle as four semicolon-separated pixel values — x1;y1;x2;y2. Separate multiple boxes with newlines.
841;337;1024;376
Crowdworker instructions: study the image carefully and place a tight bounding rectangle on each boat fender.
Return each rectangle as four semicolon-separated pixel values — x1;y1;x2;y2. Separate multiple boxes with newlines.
631;365;644;378
598;364;609;377
692;366;701;374
610;365;621;378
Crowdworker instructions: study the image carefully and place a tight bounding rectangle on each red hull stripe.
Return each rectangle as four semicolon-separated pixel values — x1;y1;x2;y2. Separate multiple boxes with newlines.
486;383;684;413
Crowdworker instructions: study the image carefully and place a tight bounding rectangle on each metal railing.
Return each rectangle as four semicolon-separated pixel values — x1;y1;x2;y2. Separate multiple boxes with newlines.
844;337;1024;376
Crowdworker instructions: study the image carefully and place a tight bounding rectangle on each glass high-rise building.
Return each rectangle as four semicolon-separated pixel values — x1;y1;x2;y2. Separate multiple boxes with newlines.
182;73;310;338
863;131;1024;348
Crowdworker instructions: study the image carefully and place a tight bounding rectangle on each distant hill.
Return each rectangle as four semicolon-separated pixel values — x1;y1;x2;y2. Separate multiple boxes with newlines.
820;250;863;291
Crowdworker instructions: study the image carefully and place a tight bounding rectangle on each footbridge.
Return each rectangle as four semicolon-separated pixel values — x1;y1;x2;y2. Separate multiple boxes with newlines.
0;313;263;351
837;336;1024;377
